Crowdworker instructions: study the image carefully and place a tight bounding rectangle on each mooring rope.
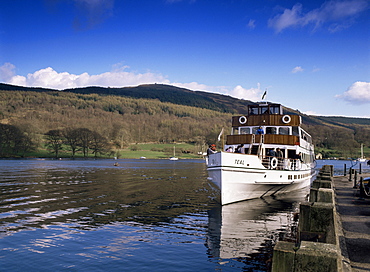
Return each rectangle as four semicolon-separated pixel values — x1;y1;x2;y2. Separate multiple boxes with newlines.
360;178;370;197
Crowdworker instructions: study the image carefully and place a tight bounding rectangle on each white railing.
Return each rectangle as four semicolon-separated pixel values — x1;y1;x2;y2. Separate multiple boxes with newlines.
261;156;302;170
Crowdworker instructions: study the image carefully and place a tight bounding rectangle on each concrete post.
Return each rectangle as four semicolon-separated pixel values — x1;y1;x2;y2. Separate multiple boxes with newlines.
295;242;339;272
272;241;297;272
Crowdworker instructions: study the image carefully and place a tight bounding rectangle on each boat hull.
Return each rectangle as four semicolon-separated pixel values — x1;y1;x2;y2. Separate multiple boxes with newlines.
207;152;316;205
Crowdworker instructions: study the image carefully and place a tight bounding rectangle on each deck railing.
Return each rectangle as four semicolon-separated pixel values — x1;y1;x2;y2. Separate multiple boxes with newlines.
261;156;302;170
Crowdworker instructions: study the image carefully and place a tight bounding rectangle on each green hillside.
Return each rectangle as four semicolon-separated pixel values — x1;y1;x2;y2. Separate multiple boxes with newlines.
0;83;369;159
65;84;244;113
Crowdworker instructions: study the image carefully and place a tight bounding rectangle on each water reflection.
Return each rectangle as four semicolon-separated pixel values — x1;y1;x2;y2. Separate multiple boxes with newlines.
206;189;308;261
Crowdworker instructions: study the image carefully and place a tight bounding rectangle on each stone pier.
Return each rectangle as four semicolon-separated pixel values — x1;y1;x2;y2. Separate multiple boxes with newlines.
272;165;370;272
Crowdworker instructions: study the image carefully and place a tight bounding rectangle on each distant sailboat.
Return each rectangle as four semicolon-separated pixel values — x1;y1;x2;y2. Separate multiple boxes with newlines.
169;146;178;161
358;143;366;162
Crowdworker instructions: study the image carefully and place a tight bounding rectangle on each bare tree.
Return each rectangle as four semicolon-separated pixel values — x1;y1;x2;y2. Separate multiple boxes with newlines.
63;128;79;157
90;131;110;157
75;128;93;157
45;129;64;158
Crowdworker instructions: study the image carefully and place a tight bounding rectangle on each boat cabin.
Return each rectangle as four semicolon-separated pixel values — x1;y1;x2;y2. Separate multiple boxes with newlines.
248;103;282;115
225;103;314;167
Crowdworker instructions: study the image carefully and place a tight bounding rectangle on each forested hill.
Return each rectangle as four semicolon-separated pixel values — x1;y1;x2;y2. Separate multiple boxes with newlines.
1;82;369;127
65;84;242;113
0;83;249;114
1;82;370;159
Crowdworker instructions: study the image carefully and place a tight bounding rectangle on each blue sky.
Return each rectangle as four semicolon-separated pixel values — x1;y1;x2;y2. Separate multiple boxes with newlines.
0;0;369;117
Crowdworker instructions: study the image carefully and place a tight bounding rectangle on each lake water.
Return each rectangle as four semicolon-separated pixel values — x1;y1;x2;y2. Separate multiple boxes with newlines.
0;159;368;271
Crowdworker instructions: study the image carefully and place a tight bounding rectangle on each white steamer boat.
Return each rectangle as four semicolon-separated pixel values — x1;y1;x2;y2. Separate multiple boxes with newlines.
206;103;316;205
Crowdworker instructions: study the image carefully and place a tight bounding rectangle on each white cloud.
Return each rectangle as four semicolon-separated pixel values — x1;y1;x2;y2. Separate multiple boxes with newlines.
0;63;16;82
291;66;304;73
227;85;264;101
171;82;211;92
247;19;256;29
268;0;369;33
303;111;321;116
1;63;265;102
268;3;303;33
5;66;170;90
336;81;370;104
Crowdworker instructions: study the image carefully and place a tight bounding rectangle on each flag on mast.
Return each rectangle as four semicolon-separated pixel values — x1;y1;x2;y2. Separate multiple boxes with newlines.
261;89;267;100
217;128;224;141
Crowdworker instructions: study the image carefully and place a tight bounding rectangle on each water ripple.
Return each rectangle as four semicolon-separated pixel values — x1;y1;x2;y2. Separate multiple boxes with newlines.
0;159;308;271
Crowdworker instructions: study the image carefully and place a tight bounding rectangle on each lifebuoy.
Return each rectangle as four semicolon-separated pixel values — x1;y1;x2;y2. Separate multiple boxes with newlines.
270;157;278;169
239;116;247;124
282;115;291;124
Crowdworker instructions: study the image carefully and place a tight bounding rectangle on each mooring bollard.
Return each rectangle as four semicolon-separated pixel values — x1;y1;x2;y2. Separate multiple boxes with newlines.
349;167;352;182
359;163;362;174
344;164;346;176
359;177;365;200
353;170;357;188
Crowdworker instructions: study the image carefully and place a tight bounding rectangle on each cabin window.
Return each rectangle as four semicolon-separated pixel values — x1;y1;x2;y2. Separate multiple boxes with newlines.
266;127;277;134
252;127;261;134
279;127;290;135
292;126;300;136
301;131;312;143
270;106;280;114
232;127;239;135
249;107;259;115
240;127;250;134
261;106;269;114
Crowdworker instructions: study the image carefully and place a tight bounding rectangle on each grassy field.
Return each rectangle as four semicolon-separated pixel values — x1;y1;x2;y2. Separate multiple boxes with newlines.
117;143;205;159
20;143;206;159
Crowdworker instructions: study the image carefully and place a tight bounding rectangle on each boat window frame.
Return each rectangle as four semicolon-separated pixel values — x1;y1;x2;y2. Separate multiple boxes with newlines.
249;106;259;115
278;127;290;135
292;126;300;136
252;127;260;134
266;127;278;134
261;106;269;114
270;105;281;114
240;127;250;134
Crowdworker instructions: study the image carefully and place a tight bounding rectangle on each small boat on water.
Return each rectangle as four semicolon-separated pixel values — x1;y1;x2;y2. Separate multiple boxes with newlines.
206;102;317;205
358;143;366;162
169;146;178;161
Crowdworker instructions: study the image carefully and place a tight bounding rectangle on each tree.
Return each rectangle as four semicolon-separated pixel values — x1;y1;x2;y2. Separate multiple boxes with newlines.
90;131;110;157
45;129;64;158
0;124;34;157
63;128;80;157
75;128;93;157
